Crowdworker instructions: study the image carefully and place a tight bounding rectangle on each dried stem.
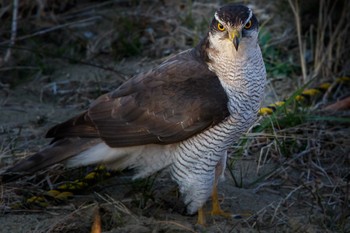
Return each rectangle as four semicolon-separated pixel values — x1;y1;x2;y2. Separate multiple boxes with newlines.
4;0;19;63
288;0;308;82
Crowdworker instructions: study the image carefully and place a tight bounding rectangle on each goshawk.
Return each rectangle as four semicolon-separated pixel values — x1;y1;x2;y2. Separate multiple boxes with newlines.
2;4;266;224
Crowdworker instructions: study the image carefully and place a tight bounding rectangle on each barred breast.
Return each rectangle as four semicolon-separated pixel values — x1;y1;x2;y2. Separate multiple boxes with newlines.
171;45;266;214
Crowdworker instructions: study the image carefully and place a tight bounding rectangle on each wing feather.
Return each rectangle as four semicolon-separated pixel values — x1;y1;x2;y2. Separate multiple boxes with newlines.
47;49;230;147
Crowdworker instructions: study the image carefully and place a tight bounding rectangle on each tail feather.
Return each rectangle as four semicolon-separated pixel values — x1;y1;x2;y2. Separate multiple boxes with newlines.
1;138;101;183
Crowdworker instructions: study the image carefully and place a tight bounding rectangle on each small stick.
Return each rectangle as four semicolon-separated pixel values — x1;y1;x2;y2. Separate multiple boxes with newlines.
91;205;102;233
4;0;19;63
287;0;307;83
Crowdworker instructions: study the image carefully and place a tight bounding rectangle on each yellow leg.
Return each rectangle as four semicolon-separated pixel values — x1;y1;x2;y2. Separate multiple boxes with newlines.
211;183;232;218
197;207;206;225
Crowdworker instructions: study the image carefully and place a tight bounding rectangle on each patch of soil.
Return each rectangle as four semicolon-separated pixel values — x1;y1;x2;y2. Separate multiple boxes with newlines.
1;1;349;233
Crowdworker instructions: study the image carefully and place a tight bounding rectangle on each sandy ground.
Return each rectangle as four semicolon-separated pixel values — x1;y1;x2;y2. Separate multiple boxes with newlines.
0;60;281;233
2;61;346;233
1;1;349;233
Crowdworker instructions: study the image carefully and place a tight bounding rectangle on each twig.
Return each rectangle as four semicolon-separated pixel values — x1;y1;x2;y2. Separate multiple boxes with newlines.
94;192;134;216
324;96;350;111
4;0;19;63
314;0;349;77
91;205;102;233
287;0;307;83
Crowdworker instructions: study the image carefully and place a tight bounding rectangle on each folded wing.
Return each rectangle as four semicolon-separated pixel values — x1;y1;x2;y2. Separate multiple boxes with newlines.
47;50;230;147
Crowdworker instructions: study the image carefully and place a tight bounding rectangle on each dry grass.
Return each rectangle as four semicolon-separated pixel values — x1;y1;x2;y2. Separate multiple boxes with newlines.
287;0;350;81
250;119;349;230
0;0;349;232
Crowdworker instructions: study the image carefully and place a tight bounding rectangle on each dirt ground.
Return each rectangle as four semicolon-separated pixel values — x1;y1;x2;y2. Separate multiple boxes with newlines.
0;60;286;232
0;1;349;233
0;51;284;233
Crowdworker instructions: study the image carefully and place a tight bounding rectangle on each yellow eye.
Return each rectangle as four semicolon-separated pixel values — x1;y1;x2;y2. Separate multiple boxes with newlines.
217;22;225;31
244;20;252;29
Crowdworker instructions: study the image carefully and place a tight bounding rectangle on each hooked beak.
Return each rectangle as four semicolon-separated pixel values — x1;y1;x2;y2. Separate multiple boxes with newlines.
229;29;241;51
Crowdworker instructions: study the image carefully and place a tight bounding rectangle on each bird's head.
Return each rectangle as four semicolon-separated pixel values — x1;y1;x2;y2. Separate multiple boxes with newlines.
208;4;259;55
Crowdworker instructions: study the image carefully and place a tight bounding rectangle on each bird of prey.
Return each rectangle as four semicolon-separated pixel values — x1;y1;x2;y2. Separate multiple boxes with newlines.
1;4;266;224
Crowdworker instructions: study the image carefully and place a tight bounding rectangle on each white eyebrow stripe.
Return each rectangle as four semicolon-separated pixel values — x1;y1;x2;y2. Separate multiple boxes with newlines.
214;12;225;25
244;8;253;25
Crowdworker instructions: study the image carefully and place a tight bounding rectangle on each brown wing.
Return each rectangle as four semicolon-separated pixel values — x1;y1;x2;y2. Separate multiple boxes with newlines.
47;49;229;147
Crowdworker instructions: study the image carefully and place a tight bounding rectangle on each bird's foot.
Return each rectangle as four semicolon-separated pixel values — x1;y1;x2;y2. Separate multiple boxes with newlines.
210;204;233;218
211;202;251;220
210;186;244;219
210;185;233;218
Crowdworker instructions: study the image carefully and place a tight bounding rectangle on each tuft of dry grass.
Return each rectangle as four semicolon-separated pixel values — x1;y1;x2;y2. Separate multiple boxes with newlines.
287;0;350;82
229;112;350;232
